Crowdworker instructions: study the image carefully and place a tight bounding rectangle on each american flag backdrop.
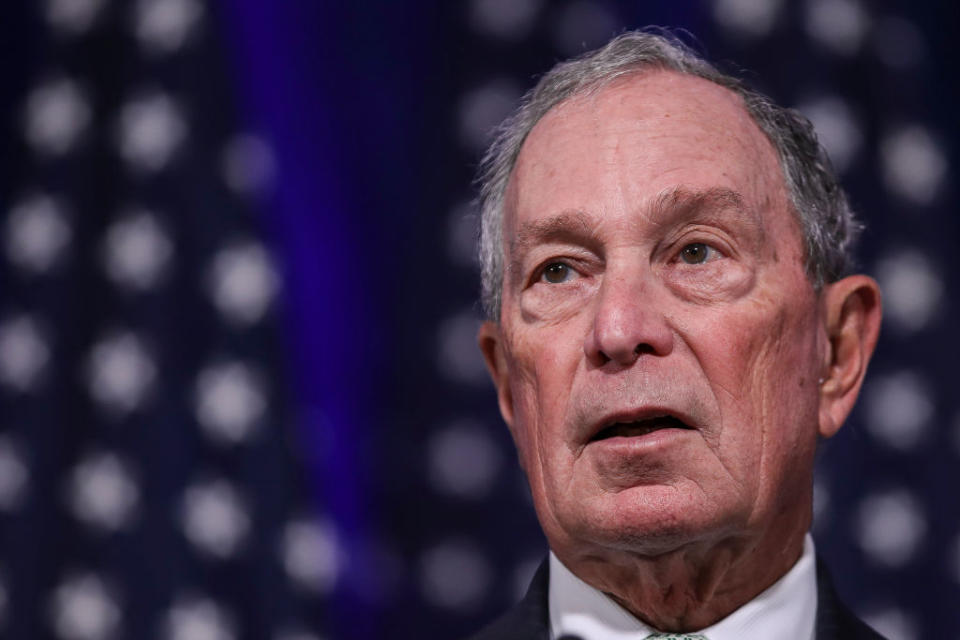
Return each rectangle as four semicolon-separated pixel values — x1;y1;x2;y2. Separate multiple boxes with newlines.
0;1;346;638
0;1;958;640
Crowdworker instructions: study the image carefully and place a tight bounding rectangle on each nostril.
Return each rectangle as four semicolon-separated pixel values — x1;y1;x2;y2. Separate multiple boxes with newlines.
634;343;654;356
597;350;611;364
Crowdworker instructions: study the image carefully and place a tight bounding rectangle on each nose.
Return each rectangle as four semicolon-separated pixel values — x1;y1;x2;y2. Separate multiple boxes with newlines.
583;272;674;367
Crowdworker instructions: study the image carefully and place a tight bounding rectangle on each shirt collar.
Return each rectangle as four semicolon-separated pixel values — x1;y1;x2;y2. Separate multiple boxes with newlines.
548;534;817;640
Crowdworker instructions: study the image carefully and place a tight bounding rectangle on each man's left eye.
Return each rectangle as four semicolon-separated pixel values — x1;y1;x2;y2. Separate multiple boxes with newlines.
679;243;718;265
541;262;576;284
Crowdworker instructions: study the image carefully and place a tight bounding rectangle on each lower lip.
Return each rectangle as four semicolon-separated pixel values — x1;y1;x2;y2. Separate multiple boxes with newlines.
588;427;693;454
585;428;697;488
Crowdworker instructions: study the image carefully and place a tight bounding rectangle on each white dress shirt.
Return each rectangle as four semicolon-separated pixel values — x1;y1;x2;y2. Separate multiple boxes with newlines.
549;534;817;640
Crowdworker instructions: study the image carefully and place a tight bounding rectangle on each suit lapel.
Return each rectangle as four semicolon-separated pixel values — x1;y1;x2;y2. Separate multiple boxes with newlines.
465;560;551;640
814;557;888;640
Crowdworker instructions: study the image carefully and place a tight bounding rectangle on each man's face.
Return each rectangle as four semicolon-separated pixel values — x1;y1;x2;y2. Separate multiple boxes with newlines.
482;71;834;561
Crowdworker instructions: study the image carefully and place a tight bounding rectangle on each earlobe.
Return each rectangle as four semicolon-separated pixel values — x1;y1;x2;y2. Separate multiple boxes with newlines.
478;321;515;428
818;275;883;438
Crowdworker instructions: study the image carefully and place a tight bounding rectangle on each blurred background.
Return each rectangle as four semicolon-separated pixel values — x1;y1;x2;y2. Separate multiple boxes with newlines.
0;0;957;638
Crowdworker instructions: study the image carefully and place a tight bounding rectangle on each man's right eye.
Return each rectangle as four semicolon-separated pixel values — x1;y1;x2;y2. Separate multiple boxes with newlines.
541;262;575;284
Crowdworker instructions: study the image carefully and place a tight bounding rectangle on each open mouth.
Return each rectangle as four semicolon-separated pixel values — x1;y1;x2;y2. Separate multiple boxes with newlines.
591;415;692;441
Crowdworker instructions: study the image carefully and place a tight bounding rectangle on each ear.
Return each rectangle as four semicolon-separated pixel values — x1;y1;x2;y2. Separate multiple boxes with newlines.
478;321;516;430
818;275;883;438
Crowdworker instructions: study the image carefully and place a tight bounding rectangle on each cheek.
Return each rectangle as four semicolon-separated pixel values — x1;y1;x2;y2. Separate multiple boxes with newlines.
505;362;539;466
706;278;820;403
663;259;756;305
505;330;583;478
520;279;598;325
740;299;822;431
695;291;822;483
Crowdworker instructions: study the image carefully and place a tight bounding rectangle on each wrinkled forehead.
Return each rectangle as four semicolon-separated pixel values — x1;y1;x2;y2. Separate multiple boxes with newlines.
503;70;794;243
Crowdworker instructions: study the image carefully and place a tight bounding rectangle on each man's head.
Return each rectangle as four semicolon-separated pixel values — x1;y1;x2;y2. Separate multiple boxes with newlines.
476;31;881;621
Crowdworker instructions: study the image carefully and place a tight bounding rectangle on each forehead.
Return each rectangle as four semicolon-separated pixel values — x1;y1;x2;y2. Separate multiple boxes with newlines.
505;70;792;238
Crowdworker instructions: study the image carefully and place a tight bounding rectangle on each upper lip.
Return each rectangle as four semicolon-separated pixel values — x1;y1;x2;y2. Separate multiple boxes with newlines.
586;406;697;442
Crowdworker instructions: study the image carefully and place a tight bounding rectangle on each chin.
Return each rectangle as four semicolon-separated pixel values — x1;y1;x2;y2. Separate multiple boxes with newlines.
552;484;745;558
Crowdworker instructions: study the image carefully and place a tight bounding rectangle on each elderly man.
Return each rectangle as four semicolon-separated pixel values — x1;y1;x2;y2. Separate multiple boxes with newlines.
470;31;884;640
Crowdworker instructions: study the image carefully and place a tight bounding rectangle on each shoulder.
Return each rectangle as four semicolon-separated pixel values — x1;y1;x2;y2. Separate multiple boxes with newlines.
814;557;888;640
463;560;550;640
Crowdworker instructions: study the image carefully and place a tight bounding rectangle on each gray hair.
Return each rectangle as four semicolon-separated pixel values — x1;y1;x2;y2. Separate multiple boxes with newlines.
476;29;860;321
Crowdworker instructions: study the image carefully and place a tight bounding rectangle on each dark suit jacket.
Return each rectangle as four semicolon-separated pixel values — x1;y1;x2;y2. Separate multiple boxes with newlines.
467;557;886;640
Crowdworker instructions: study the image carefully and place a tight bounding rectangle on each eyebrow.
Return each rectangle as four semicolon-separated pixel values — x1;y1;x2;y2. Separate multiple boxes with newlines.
512;210;600;258
651;186;766;245
512;186;755;249
650;186;751;225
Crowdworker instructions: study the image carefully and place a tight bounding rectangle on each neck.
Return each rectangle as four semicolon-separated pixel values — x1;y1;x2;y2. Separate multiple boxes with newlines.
556;526;808;631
